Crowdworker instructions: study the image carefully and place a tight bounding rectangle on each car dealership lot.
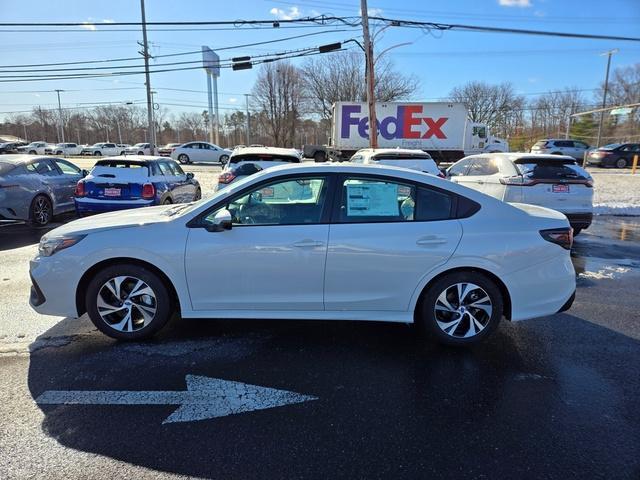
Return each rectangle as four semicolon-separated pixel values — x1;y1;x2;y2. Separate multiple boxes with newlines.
1;196;639;477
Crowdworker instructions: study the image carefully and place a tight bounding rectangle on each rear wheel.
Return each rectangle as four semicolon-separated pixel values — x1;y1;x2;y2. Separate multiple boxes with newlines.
194;188;202;200
219;154;229;164
418;271;503;346
94;151;102;156
313;151;327;162
178;154;190;164
138;151;144;155
29;150;36;155
85;265;173;340
615;158;627;168
162;197;172;205
30;195;53;227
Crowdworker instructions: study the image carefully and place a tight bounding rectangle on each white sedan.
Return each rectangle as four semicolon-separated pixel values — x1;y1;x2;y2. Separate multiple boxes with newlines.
170;141;232;164
29;163;576;346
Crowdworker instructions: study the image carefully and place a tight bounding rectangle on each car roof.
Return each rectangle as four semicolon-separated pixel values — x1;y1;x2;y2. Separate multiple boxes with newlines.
99;155;170;163
230;146;300;157
0;154;52;165
462;152;577;162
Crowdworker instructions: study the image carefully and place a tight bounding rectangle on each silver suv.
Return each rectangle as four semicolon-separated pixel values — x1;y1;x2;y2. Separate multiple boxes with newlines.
530;139;591;160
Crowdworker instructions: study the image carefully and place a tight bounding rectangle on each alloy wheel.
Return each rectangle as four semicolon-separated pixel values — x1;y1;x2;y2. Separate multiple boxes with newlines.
96;276;157;332
32;196;51;225
433;282;493;339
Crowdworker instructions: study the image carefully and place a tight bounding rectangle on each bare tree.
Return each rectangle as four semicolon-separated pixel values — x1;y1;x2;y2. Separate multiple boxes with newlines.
301;52;419;119
251;61;304;146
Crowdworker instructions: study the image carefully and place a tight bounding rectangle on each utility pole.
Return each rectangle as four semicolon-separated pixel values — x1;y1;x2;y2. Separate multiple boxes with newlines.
139;0;155;152
54;89;65;143
361;0;378;148
244;93;251;145
206;73;214;143
596;49;618;148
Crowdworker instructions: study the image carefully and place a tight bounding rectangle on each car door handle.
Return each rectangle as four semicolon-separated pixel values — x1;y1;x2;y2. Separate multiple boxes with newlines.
417;236;447;246
476;180;485;184
292;240;325;248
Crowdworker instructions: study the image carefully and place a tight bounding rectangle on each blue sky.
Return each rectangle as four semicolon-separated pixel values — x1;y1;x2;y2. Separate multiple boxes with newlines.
1;0;639;120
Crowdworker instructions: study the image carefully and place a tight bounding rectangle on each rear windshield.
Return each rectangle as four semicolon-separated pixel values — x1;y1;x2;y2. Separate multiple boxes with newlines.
92;161;149;177
514;158;589;180
229;154;300;164
0;162;16;175
372;154;432;161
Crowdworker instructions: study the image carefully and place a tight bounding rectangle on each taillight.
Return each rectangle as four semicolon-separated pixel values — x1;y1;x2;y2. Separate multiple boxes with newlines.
74;181;86;197
218;171;236;184
142;183;155;199
540;227;573;250
499;175;535;186
585;178;594;188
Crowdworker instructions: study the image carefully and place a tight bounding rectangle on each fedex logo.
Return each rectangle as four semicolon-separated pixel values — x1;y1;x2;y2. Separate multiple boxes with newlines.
340;105;448;140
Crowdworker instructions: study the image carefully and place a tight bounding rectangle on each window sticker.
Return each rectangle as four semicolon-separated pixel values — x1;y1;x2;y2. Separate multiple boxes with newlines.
346;183;398;216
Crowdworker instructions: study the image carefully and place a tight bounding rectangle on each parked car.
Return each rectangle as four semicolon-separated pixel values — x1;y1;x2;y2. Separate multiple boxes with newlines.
0;142;27;154
17;141;48;155
170;141;232;164
158;143;182;157
350;148;444;177
30;163;576;345
74;156;201;215
124;143;155;156
586;143;640;168
215;146;301;190
81;143;125;156
0;155;86;226
45;143;82;156
447;153;593;234
530;139;591;160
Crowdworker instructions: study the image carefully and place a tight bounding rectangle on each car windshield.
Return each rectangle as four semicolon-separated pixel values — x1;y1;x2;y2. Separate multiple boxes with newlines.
229;154;300;164
601;143;621;150
514;158;589;180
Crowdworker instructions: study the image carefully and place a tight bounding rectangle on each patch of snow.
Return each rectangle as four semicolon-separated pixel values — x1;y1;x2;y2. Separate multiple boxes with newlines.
590;170;640;216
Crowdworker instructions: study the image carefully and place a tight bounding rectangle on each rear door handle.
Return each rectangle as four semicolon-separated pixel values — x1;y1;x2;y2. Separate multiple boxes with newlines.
292;240;325;248
476;180;485;185
417;236;447;246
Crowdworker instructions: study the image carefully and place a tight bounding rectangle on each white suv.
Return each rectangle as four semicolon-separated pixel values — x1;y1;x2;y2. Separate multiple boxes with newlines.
530;139;591;161
447;153;593;234
81;143;125;156
350;148;443;177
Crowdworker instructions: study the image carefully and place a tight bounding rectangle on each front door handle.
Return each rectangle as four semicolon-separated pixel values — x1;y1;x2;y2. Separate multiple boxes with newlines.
417;236;447;246
292;240;325;248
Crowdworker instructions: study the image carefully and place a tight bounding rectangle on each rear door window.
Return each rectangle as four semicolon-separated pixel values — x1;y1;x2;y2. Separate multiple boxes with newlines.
467;158;498;176
338;177;415;223
53;159;81;175
26;160;58;176
447;159;472;177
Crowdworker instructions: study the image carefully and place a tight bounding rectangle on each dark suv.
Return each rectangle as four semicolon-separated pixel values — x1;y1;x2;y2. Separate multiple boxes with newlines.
530;139;591;160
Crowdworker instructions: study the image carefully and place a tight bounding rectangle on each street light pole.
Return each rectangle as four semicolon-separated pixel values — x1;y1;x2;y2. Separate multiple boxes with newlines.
139;0;155;153
596;49;618;148
54;89;65;143
361;0;378;148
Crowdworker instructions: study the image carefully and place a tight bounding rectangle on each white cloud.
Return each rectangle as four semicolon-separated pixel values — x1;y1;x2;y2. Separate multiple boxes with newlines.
498;0;531;7
269;6;302;20
358;7;384;16
228;97;237;103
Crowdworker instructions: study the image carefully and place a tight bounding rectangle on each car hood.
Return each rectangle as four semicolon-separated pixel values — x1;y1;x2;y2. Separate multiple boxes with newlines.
46;205;175;237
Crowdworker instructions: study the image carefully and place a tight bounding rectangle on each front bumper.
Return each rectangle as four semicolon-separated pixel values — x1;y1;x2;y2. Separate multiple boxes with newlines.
29;256;80;317
565;212;593;230
75;197;155;214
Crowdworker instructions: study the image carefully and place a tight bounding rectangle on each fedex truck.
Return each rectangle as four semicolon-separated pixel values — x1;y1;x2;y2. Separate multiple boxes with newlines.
304;101;508;163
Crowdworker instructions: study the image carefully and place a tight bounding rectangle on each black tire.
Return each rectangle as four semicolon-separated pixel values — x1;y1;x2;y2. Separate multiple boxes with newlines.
219;154;229;164
85;264;174;340
162;197;172;205
120;151;126;156
137;151;144;155
551;151;562;155
418;271;503;347
178;154;190;164
29;150;36;155
30;194;53;227
194;188;202;200
615;158;627;169
313;151;327;162
56;151;63;155
94;151;102;156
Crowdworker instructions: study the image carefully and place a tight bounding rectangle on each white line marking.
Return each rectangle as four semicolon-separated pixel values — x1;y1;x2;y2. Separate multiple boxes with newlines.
36;375;318;424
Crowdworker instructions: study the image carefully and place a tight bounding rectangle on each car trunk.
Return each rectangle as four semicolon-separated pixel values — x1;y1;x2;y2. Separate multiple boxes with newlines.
83;164;148;200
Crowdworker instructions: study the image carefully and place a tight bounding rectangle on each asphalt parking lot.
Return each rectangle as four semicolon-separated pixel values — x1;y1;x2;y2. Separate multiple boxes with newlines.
0;161;639;479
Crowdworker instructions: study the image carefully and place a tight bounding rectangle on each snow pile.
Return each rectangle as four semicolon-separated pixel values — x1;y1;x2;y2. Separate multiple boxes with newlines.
591;170;640;216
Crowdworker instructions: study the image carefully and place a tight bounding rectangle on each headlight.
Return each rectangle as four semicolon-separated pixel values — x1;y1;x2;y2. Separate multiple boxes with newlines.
38;234;86;257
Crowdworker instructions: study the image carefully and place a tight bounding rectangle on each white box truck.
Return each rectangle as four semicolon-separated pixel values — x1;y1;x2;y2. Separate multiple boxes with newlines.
304;101;509;163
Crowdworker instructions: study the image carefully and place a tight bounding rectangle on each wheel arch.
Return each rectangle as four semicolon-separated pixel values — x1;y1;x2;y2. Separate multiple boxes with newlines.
29;191;55;220
75;257;181;317
413;266;512;322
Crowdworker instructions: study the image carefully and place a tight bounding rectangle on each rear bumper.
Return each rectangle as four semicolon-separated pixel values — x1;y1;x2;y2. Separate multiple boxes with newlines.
565;212;593;230
75;197;155;214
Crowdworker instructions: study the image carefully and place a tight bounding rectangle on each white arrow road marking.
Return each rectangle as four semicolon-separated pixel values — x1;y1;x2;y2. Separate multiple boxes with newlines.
35;375;318;424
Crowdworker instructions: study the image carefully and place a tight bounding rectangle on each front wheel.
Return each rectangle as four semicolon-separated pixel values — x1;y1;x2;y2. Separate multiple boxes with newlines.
219;154;229;164
30;194;53;227
616;158;627;168
178;154;190;164
418;271;503;346
85;265;174;340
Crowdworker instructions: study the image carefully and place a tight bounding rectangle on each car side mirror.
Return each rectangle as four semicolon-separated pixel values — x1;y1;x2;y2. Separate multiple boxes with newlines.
186;172;194;180
81;169;89;177
205;209;232;232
